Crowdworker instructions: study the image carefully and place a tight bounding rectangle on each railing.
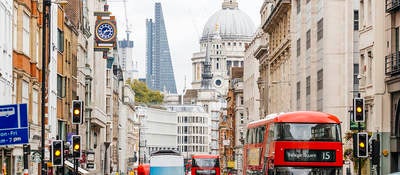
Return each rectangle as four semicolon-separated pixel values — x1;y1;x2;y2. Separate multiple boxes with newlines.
386;0;400;13
385;51;400;75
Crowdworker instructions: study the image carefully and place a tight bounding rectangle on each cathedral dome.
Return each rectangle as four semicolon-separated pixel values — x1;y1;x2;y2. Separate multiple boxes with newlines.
202;1;255;40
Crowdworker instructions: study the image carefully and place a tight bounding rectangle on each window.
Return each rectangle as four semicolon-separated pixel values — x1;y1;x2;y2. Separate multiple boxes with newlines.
306;76;310;95
306;30;311;49
317;69;323;90
57;29;64;52
22;81;29;107
353;64;359;85
35;31;40;63
32;89;39;124
0;5;5;49
297;0;301;14
227;61;232;75
396;27;399;51
57;74;66;97
12;78;16;103
106;96;111;114
354;10;359;31
23;12;30;55
317;18;324;41
13;7;17;49
297;39;301;56
296;81;301;100
367;51;372;83
265;124;274;154
106;70;111;87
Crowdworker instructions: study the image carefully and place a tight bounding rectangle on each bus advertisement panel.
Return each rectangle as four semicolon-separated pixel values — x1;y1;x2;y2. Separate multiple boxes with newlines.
191;154;220;175
243;111;343;175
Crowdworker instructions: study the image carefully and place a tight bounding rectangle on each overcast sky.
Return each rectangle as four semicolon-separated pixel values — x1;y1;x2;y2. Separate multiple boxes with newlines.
108;0;263;93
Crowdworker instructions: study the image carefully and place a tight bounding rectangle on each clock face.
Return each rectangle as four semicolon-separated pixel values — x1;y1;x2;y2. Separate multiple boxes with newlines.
97;22;115;40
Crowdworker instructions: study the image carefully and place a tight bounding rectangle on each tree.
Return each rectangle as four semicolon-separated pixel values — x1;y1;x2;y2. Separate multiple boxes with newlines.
128;79;164;104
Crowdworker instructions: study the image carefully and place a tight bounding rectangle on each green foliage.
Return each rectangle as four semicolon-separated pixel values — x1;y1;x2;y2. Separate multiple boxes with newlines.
128;79;164;104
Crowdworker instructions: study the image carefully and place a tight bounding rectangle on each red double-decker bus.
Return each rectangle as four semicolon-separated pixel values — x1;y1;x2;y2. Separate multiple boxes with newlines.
243;111;343;174
191;154;220;175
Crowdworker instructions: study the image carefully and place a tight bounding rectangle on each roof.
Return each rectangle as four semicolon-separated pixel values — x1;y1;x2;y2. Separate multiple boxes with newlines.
192;154;219;159
248;111;341;127
202;7;255;40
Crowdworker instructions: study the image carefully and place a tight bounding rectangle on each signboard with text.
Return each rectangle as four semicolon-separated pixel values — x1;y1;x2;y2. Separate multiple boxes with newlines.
0;104;29;146
284;149;336;162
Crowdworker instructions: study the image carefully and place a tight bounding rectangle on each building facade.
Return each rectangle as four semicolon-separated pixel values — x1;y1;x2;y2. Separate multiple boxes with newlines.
0;0;13;105
11;0;43;174
118;34;136;80
257;0;291;116
141;107;178;162
243;27;264;121
166;105;210;160
358;0;390;174
385;0;400;173
290;0;356;125
191;0;255;96
146;2;177;94
117;85;136;174
218;67;244;174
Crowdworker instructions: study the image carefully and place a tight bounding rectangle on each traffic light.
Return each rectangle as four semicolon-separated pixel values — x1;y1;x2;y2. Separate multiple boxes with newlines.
72;135;81;158
52;140;63;166
72;100;83;124
353;97;365;122
357;132;368;158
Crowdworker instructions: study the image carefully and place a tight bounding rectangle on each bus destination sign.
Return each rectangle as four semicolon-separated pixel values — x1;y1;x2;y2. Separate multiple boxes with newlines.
284;149;335;162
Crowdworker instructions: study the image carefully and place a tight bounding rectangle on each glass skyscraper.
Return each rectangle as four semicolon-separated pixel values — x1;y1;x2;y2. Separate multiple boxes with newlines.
146;3;177;94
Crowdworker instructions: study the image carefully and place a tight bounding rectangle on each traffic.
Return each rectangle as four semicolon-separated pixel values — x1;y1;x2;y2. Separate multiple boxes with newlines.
135;111;344;175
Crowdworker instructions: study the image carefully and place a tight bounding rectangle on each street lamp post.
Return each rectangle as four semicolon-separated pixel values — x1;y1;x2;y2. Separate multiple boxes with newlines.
41;0;51;174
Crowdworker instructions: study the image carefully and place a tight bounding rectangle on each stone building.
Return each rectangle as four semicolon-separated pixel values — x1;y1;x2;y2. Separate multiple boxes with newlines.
257;0;291;116
385;0;400;173
11;1;43;174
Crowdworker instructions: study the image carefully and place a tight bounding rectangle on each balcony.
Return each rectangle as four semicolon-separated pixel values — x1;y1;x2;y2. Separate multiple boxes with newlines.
385;51;400;75
262;0;290;33
386;0;400;13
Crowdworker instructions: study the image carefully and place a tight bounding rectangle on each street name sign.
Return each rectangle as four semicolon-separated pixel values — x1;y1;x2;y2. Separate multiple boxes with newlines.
0;104;29;145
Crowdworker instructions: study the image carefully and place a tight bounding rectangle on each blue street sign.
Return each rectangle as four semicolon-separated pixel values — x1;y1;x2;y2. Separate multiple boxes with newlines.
0;104;29;145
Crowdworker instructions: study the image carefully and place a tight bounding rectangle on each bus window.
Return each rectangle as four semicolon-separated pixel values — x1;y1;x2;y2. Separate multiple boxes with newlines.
259;126;265;143
252;128;256;143
265;124;274;155
275;123;340;141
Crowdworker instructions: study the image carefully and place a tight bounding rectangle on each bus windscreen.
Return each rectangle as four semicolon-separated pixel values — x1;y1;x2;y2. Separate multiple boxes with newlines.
192;158;219;168
275;123;341;142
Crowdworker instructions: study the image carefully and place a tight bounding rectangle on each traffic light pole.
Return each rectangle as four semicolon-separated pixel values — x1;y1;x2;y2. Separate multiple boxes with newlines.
41;0;50;174
75;124;79;175
358;122;361;175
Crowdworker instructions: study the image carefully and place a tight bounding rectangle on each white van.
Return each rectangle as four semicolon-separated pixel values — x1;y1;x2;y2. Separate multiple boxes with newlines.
149;150;184;175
